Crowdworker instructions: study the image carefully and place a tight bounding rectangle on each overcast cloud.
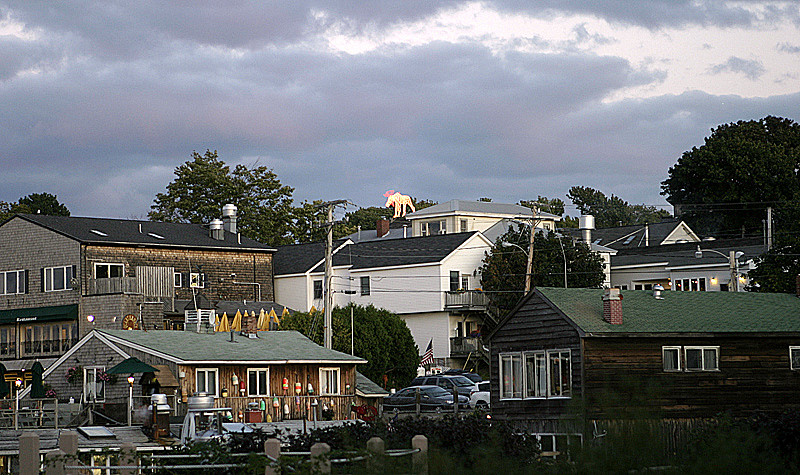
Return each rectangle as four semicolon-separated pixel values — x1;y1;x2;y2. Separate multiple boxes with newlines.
1;1;799;223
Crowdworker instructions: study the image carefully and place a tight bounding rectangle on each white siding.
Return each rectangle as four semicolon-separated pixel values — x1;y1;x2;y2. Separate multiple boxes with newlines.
350;265;442;314
400;312;452;359
274;275;312;311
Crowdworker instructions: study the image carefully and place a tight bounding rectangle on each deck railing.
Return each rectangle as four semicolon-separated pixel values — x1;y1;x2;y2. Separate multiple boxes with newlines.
444;290;489;310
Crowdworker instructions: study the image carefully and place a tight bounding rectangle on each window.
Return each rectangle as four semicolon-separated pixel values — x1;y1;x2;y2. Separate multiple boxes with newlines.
421;220;447;236
460;219;468;233
94;263;124;279
499;353;523;399
676;277;707;292
196;368;219;397
174;272;182;288
84;366;106;402
320;368;340;395
360;276;370;296
449;271;460;291
248;368;270;396
524;352;547;398
461;276;469;290
0;270;25;295
313;280;323;299
44;266;73;292
685;346;719;371
0;328;16;357
548;350;571;397
189;272;205;289
662;347;681;371
790;347;800;370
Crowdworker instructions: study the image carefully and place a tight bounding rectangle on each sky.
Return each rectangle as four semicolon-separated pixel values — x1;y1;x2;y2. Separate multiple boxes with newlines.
2;1;800;220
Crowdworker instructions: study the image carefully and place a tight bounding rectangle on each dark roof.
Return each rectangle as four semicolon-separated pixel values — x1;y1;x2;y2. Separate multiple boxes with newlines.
0;426;161;455
407;200;558;219
274;239;349;276
356;372;389;397
612;241;766;268
98;329;366;364
9;214;274;251
563;219;691;250
275;232;482;275
536;287;800;334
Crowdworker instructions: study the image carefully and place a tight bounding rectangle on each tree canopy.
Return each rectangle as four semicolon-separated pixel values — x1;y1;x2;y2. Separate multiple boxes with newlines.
279;303;419;389
149;150;296;245
661;116;800;238
0;193;70;221
480;226;605;314
568;186;671;228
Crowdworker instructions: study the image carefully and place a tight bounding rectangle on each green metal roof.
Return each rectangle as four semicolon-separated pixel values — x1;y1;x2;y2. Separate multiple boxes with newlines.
97;329;366;364
537;287;800;334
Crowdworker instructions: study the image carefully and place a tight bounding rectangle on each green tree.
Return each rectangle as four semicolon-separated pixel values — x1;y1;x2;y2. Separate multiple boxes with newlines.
480;226;605;313
149;150;296;245
413;198;437;210
568;186;671;228
279;304;419;389
661;116;800;238
0;193;71;221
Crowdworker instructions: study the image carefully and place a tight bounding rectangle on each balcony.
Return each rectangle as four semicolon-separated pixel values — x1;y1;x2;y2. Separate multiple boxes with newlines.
88;277;138;295
444;290;489;311
450;336;485;358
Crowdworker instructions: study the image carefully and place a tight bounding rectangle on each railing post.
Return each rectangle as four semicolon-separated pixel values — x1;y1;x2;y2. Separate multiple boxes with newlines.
310;442;331;474
20;431;39;475
264;438;281;475
45;448;66;475
59;430;78;475
415;388;421;416
412;435;428;475
367;437;385;472
119;442;137;475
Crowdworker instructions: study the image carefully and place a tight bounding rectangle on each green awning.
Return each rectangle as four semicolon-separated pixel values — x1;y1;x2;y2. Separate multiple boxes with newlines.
106;357;159;375
0;304;78;325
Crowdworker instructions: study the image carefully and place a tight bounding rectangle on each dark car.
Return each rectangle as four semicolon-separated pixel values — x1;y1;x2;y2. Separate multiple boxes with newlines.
383;385;469;412
409;375;478;396
443;369;483;383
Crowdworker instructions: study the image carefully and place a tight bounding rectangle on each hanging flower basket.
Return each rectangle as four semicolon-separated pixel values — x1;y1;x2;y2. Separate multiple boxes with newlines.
66;366;82;385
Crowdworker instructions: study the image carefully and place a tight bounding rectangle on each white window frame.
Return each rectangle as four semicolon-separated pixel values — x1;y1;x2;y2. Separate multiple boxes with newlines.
44;266;73;292
247;368;270;396
174;272;182;288
313;280;323;300
94;263;124;279
84;366;106;403
684;346;719;371
196;368;219;397
319;367;340;395
360;276;370;296
189;272;204;289
547;349;571;398
0;270;25;295
790;346;800;370
524;351;547;399
460;219;468;233
662;346;682;372
499;353;523;399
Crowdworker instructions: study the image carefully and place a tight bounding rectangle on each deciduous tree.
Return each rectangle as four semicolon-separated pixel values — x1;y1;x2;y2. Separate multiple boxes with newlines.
0;193;70;221
568;186;670;228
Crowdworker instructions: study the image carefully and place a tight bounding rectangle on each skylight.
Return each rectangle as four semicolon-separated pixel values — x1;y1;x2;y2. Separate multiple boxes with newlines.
623;235;636;245
148;232;165;240
90;229;108;236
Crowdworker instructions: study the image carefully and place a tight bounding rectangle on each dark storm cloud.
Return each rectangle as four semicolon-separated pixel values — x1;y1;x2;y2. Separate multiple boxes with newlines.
709;56;765;80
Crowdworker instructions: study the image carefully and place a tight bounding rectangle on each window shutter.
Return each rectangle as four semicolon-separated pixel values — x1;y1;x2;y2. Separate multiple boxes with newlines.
41;268;45;292
24;270;29;294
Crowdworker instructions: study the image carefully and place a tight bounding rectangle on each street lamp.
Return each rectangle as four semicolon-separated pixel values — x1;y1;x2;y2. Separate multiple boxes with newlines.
695;246;745;292
127;375;135;426
14;378;22;430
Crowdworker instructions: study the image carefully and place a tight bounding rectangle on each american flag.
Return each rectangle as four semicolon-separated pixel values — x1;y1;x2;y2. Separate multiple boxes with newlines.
420;339;434;366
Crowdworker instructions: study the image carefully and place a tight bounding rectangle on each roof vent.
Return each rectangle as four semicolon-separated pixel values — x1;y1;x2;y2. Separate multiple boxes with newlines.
210;219;224;241
222;204;237;234
653;283;664;300
579;215;594;243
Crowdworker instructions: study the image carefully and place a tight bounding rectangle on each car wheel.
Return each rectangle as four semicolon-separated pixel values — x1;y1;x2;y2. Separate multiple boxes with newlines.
476;400;489;410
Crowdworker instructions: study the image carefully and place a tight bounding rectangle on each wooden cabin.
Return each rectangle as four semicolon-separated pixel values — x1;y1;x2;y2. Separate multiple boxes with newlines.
488;287;800;434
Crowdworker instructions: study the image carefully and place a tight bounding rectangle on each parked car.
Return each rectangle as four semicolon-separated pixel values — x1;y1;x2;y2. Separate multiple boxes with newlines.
469;381;490;410
409;375;478;396
383;385;469;412
443;369;483;383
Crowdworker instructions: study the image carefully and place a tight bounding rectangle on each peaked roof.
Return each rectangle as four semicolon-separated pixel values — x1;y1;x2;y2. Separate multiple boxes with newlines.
8;214;274;251
406;200;558;220
274;239;350;276
356;371;389;397
535;287;800;334
563;219;695;250
97;329;366;364
611;238;766;268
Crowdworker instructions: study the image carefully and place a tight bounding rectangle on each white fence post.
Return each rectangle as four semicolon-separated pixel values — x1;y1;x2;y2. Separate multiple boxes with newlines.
264;438;281;475
310;442;331;474
412;435;429;474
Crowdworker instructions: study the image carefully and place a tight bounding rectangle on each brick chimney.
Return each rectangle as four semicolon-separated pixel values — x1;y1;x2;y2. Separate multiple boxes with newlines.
242;310;258;335
602;288;623;325
377;219;390;238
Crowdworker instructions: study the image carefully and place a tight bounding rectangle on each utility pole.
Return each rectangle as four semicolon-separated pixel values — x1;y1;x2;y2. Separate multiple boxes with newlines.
319;199;349;349
767;206;773;251
524;204;536;293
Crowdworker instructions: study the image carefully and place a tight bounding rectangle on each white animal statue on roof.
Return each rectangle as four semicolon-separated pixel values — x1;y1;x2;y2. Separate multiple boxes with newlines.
384;190;416;218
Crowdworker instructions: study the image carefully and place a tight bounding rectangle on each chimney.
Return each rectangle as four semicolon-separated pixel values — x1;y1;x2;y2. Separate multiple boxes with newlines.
242;310;257;336
222;204;237;234
377;219;390;238
579;215;595;243
209;219;224;240
644;223;650;247
602;288;623;325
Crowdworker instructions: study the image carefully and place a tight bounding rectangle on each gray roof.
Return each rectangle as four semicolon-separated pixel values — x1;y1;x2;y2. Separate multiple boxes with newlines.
612;242;765;268
356;372;389;397
274;239;349;276
407;200;558;220
0;426;161;455
98;329;365;364
10;214;274;251
563;219;693;250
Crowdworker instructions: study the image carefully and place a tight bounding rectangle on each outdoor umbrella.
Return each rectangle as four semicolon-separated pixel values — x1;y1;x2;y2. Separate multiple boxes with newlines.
231;310;243;332
217;312;230;332
0;363;9;398
268;308;279;328
214;312;221;331
257;308;267;331
31;361;45;398
106;357;159;375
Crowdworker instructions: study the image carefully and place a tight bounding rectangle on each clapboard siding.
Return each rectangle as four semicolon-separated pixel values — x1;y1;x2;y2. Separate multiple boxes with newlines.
582;336;800;419
489;293;581;422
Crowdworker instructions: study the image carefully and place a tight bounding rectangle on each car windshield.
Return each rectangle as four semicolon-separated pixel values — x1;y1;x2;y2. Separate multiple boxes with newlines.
423;387;451;397
450;376;474;386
